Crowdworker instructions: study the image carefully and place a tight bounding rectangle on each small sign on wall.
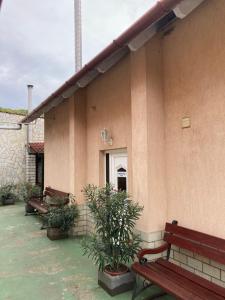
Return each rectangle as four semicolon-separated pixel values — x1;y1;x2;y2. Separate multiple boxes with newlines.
181;117;191;129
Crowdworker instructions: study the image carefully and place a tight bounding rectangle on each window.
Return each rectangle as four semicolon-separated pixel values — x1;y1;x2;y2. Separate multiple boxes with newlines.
117;167;127;191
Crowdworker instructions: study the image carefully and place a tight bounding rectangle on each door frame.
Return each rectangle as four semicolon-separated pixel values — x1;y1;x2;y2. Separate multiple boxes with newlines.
104;148;128;191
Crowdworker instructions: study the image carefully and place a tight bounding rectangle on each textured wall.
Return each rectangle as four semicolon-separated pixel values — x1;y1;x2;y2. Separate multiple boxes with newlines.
0;112;44;186
45;101;70;192
43;0;225;239
163;0;225;238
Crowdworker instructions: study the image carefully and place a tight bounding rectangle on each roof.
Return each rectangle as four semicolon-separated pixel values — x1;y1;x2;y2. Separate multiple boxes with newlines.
0;107;27;116
22;0;203;124
28;142;44;154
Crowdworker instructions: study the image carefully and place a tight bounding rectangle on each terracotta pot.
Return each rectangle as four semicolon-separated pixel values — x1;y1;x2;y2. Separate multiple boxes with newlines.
104;264;129;276
47;227;68;240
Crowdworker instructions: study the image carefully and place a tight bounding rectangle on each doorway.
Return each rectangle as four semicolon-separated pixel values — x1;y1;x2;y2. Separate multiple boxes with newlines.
35;154;44;192
105;150;128;192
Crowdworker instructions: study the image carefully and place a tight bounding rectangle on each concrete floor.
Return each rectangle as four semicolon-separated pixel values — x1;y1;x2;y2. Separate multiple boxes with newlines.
0;203;174;300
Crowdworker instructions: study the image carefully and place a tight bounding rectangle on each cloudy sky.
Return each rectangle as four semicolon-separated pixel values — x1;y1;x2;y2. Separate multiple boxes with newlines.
0;0;156;110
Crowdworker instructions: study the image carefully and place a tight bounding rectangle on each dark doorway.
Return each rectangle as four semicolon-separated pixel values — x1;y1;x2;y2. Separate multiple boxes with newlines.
36;154;44;192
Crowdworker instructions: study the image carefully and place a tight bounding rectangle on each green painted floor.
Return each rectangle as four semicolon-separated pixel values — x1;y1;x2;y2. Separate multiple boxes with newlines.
0;203;174;300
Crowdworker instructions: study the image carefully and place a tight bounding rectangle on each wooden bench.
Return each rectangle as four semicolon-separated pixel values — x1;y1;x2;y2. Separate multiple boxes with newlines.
26;187;70;228
132;221;225;300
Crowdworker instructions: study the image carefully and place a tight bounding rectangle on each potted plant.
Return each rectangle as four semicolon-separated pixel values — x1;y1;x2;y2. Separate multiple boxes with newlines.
82;184;143;296
0;184;17;205
46;200;79;240
17;182;42;213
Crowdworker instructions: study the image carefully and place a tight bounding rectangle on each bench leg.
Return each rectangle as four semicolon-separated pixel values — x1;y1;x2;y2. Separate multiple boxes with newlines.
25;211;38;216
40;214;48;230
40;224;47;230
132;275;152;300
148;291;167;300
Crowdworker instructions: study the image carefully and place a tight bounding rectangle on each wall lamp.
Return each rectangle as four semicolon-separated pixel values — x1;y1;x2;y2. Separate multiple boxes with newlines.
100;128;113;146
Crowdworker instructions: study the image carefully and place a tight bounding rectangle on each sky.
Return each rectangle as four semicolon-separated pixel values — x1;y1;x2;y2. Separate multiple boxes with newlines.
0;0;156;110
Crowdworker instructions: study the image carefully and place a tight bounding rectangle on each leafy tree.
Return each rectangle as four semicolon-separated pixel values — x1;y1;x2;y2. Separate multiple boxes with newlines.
82;184;143;272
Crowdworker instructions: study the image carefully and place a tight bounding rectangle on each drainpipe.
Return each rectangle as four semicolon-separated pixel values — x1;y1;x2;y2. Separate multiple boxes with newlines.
27;84;33;145
26;85;33;183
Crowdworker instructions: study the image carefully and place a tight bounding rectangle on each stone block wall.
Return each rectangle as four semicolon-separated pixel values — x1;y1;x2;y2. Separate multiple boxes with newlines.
170;245;225;288
72;203;88;236
0;112;26;185
0;112;44;186
71;203;95;236
25;152;36;184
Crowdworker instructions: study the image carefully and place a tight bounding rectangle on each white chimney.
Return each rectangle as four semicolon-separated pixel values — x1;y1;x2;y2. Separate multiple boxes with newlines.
74;0;82;72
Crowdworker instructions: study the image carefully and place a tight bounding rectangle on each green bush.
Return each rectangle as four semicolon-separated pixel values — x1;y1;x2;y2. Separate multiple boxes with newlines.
45;195;68;207
82;184;143;272
47;202;79;231
16;182;41;203
0;184;18;204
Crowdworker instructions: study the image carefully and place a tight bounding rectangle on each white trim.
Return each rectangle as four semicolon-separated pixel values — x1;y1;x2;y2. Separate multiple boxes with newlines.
104;149;128;191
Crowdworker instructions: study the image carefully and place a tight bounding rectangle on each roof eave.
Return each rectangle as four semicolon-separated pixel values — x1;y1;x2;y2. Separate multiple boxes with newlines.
22;0;182;124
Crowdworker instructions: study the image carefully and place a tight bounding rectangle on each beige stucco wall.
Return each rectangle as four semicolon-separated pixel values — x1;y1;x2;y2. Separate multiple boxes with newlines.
163;0;225;238
146;36;167;233
74;89;87;202
44;0;225;239
45;57;132;200
45;101;70;192
86;57;131;188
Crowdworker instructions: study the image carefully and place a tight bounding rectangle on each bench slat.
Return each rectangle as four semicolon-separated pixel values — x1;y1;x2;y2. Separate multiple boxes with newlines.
28;199;48;214
149;262;224;300
45;187;69;198
164;233;225;265
157;259;225;298
132;222;225;300
132;262;203;300
165;223;225;252
151;262;225;300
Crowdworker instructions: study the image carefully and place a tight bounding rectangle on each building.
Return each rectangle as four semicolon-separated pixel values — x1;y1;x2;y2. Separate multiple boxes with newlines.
22;0;225;285
0;108;44;188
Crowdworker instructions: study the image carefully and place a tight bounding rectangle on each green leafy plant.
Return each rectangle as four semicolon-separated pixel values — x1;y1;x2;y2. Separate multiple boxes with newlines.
45;196;68;207
16;182;41;203
0;184;18;204
82;184;143;272
47;202;79;232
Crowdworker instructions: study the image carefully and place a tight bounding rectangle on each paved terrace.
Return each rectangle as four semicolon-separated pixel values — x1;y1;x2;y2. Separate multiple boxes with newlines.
0;203;173;300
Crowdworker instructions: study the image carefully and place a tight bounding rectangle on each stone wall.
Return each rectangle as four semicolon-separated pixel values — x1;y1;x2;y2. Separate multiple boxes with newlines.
170;245;225;288
0;112;44;186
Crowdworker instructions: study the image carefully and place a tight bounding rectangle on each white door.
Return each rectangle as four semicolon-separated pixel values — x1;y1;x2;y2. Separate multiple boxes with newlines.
105;150;128;191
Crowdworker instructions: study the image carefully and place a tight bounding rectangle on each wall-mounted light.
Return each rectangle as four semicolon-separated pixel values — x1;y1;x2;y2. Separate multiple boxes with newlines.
100;128;113;146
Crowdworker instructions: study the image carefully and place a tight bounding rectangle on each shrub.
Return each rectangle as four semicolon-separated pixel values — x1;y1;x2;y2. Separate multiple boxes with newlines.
16;182;41;203
45;196;68;207
0;184;18;204
47;202;79;232
82;184;143;272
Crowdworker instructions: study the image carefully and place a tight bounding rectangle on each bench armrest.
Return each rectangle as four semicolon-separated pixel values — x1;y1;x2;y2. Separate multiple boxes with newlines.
137;243;169;260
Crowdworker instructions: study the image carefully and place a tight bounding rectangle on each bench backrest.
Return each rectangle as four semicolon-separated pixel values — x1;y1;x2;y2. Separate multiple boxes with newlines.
164;222;225;265
44;187;70;203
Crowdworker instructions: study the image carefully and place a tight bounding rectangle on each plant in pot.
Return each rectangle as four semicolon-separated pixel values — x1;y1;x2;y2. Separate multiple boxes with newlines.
0;184;18;205
46;199;79;240
17;182;42;213
82;184;143;296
